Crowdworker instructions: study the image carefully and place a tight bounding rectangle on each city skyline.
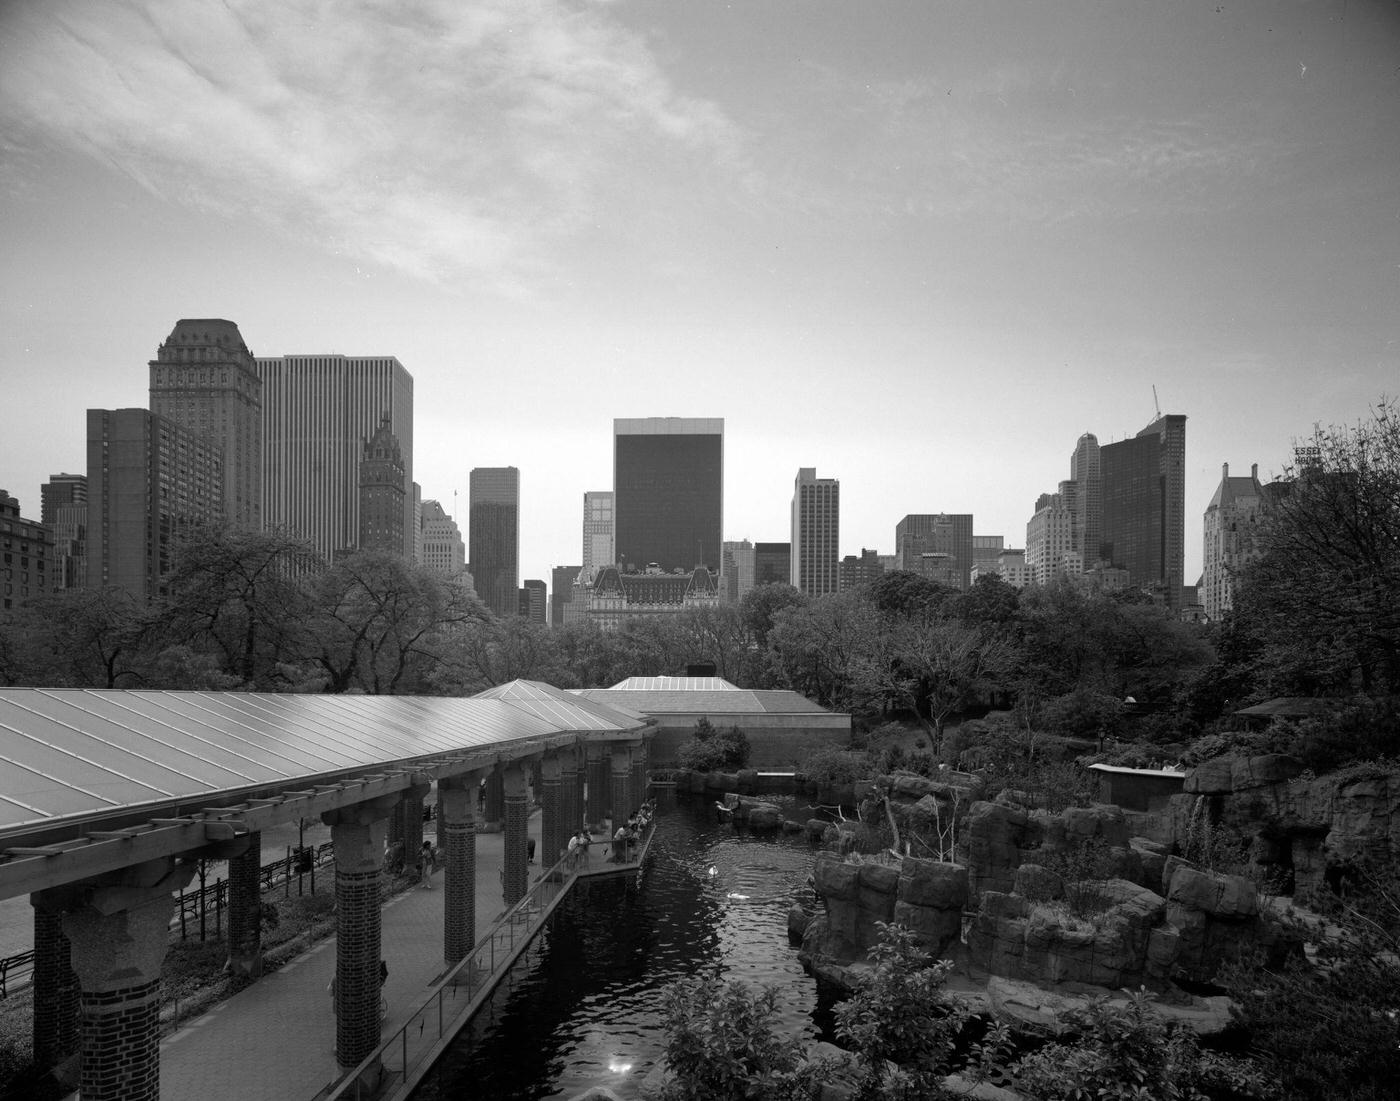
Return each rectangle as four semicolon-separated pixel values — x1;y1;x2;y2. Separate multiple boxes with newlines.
3;2;1397;591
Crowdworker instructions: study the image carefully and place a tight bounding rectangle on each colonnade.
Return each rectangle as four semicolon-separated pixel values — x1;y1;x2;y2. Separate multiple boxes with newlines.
25;737;649;1101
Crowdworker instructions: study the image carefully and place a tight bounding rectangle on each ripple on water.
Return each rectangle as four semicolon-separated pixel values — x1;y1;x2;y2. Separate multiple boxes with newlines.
409;791;828;1101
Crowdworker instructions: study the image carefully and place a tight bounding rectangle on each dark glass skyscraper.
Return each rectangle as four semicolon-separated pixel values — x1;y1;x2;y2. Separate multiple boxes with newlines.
613;418;723;574
469;467;519;618
1100;414;1187;609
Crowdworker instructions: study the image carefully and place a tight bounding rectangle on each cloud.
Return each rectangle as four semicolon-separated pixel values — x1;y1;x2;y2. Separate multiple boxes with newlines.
0;0;742;288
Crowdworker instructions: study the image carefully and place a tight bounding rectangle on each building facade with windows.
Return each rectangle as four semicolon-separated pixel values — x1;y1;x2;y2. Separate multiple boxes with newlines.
581;491;614;583
613;418;723;574
839;547;886;591
721;539;756;604
586;565;720;630
753;542;791;586
256;352;414;565
791;468;840;596
0;490;53;613
357;415;409;556
149;319;261;531
41;473;87;590
469;467;519;619
1202;462;1269;621
420;499;466;577
894;513;974;589
86;408;224;600
1100;414;1187;609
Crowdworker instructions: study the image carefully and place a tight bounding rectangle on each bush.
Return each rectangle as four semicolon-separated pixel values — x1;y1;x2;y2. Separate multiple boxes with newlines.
1222;853;1400;1100
675;718;750;772
650;974;819;1101
803;746;875;785
832;922;979;1099
1010;987;1275;1101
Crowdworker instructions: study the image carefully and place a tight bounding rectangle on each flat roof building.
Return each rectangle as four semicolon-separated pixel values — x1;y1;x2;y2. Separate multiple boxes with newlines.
613;418;723;574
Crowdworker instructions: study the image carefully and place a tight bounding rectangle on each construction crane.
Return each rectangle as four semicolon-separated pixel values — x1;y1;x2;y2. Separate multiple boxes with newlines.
1152;385;1162;419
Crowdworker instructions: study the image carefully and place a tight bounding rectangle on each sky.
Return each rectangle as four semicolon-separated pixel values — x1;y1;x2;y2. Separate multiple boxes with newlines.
2;0;1398;593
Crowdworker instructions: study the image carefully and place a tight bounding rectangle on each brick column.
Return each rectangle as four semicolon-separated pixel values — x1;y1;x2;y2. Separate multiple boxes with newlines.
611;743;634;832
226;830;263;979
502;762;530;907
62;858;194;1101
482;769;504;832
323;795;397;1077
438;772;480;965
30;893;80;1083
540;752;563;869
559;746;581;846
633;740;650;806
401;786;427;880
586;745;611;830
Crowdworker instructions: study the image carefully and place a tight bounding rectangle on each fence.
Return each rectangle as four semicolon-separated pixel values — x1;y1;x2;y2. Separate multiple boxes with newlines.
327;820;655;1101
176;841;336;943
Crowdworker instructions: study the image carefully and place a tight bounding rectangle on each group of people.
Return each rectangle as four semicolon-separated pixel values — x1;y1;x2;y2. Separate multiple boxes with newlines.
566;828;593;869
610;800;655;862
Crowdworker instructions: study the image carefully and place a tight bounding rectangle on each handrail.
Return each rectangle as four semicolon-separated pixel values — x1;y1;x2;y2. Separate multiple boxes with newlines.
325;820;655;1101
0;949;34;999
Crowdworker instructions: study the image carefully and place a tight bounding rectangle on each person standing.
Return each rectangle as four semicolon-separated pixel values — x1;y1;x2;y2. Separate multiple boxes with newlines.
419;839;436;888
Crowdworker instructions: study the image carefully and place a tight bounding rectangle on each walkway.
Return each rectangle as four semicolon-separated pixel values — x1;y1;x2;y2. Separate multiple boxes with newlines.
160;815;543;1101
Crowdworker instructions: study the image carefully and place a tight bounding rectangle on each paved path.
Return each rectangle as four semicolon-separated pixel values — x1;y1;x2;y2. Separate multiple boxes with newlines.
160;814;545;1101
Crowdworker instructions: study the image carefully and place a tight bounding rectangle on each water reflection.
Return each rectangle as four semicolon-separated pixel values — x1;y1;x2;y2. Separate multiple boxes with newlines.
411;788;823;1100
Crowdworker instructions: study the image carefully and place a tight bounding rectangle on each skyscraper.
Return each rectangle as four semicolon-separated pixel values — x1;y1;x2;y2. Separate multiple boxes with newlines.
256;353;413;564
1070;433;1102;565
519;579;547;623
149;319;261;530
551;564;582;626
721;539;756;604
357;415;408;555
791;468;840;596
753;542;791;586
894;514;974;589
0;490;53;612
41;473;87;590
613;418;723;573
1202;462;1268;620
1026;486;1083;584
86;408;223;599
420;499;466;577
469;467;519;618
581;491;614;583
1100;414;1187;609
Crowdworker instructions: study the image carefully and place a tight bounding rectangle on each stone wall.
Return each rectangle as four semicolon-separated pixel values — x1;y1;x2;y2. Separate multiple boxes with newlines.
1173;754;1400;895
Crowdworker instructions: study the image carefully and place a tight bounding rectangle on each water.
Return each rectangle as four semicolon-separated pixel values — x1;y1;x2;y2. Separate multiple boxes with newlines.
412;788;825;1100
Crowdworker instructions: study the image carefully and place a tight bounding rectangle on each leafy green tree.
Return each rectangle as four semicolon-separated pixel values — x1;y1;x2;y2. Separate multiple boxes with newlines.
158;524;319;687
0;586;153;687
430;610;565;694
1232;399;1400;696
675;717;750;772
303;551;487;694
832;922;975;1100
738;582;806;651
767;590;879;711
1010;988;1276;1101
651;974;819;1101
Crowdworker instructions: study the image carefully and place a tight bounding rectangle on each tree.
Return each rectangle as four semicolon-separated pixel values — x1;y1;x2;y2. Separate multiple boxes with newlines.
1233;399;1400;696
739;583;806;651
832;922;976;1100
303;552;487;694
158;524;320;687
851;616;1016;752
652;974;820;1101
767;590;879;711
0;586;151;687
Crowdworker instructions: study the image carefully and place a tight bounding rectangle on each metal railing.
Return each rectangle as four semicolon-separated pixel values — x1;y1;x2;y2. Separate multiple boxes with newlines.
175;841;337;942
327;821;655;1101
0;950;34;999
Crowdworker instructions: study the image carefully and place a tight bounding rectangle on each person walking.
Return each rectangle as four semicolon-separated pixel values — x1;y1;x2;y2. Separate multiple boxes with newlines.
419;840;436;888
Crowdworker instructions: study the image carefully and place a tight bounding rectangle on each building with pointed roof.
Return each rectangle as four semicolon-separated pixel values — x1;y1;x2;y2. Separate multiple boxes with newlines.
1202;461;1269;620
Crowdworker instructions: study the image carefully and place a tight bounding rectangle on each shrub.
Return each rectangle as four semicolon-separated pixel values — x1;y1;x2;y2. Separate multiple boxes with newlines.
675;718;751;772
832;922;976;1099
1222;853;1400;1100
803;746;875;785
650;974;820;1101
1010;987;1276;1101
1036;836;1117;923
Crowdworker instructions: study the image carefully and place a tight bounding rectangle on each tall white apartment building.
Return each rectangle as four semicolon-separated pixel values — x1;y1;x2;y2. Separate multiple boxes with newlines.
791;468;840;596
256;353;414;563
1202;462;1269;620
581;490;614;583
1026;484;1083;584
420;499;466;577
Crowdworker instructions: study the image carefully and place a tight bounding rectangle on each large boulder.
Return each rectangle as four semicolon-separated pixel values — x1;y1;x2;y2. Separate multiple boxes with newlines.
964;800;1039;898
894;859;968;954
